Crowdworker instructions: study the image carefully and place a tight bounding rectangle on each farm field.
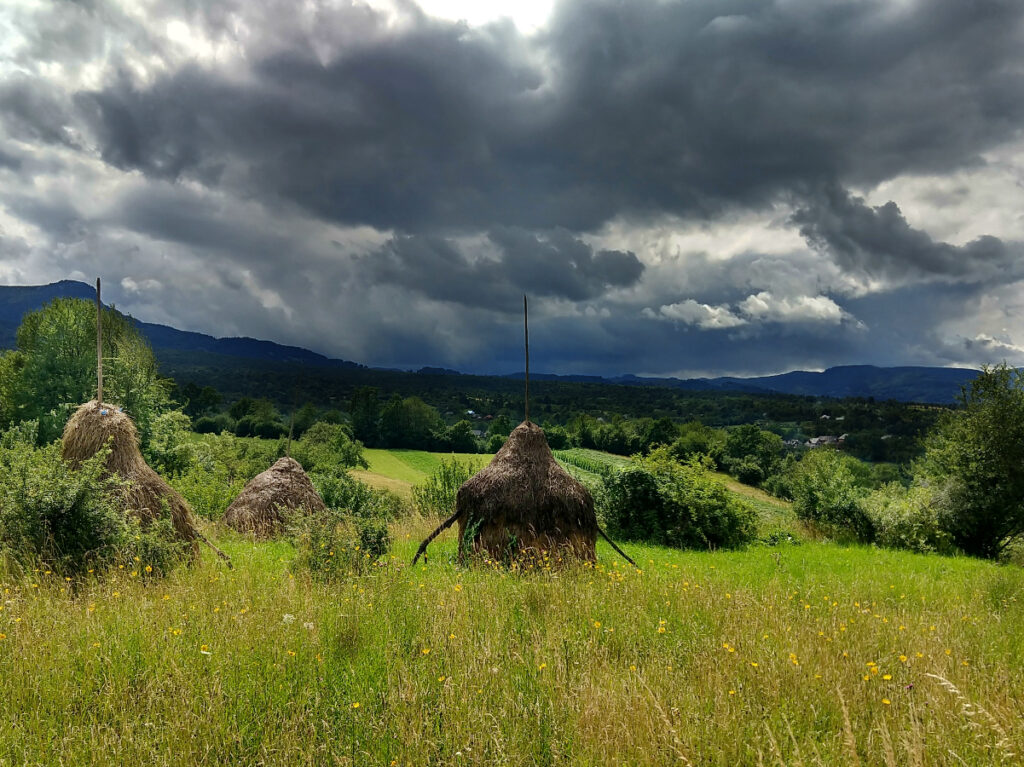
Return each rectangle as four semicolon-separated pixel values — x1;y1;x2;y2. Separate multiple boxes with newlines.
351;449;493;497
1;519;1021;765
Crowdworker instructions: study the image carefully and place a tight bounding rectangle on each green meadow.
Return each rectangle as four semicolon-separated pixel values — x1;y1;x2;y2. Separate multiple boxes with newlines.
2;471;1022;765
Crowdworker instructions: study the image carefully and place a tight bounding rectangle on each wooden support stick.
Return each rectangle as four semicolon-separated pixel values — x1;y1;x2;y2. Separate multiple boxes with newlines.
597;525;638;567
96;277;103;404
411;510;463;566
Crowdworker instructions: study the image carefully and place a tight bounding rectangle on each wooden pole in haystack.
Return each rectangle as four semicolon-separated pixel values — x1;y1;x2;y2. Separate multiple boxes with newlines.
96;278;103;403
524;294;530;424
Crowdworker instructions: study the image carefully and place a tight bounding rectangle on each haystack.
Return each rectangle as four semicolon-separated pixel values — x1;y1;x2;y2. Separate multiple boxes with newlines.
61;400;230;565
414;421;602;565
223;457;326;537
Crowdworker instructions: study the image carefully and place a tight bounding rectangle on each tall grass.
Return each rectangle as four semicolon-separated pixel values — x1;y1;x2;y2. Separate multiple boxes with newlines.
1;520;1021;765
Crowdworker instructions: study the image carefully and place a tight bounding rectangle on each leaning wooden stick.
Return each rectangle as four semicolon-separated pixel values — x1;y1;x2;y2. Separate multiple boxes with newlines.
411;509;463;565
597;525;637;567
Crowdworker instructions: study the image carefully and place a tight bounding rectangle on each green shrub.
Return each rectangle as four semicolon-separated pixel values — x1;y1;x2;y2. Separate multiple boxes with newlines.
412;459;473;518
599;447;756;550
861;483;956;555
789;449;874;541
144;410;202;476
311;470;405;520
169;462;246;520
289;507;391;580
0;426;125;576
120;516;193;577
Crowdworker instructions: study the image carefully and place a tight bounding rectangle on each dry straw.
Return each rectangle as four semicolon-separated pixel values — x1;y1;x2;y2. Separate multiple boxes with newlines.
61;400;231;566
223;457;326;538
413;421;599;565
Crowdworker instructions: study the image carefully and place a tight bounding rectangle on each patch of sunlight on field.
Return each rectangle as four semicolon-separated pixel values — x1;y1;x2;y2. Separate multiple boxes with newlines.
357;450;495;497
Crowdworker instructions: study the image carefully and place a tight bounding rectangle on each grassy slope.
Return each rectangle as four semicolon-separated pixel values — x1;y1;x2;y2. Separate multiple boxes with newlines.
352;449;492;497
1;522;1021;765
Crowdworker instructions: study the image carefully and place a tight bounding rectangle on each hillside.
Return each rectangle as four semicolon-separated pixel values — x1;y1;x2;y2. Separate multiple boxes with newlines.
0;280;978;403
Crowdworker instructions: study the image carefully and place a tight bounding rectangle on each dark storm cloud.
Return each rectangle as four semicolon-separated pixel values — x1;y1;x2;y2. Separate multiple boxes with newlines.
793;185;1022;281
68;0;1024;232
0;75;79;148
366;228;643;310
4;0;1024;376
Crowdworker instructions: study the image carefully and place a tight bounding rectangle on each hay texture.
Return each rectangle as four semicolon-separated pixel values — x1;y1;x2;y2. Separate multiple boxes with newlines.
61;400;201;557
455;421;597;562
223;457;326;537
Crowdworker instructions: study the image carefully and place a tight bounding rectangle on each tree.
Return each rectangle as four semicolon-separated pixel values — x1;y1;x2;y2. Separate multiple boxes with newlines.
789;448;873;541
349;387;381;447
722;425;783;486
0;298;169;443
920;364;1024;558
379;396;443;449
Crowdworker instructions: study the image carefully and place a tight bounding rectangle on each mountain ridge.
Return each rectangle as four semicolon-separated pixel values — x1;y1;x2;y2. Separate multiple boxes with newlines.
0;280;978;402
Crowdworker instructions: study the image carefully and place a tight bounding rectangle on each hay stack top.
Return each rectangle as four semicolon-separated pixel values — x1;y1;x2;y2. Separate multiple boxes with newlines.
456;420;597;561
223;457;327;538
62;400;141;475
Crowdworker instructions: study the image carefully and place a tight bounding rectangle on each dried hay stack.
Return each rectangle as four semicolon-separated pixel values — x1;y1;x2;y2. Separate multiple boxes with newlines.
223;457;326;537
455;421;597;562
61;400;227;564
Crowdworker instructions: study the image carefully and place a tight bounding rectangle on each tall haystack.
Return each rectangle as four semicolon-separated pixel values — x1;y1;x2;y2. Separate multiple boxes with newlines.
413;421;598;565
61;400;229;565
223;457;326;537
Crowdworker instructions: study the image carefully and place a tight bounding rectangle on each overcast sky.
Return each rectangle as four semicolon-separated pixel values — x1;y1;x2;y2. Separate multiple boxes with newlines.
1;0;1023;376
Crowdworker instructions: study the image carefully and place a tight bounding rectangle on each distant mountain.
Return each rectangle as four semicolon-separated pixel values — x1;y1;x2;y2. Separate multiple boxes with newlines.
1;281;979;403
0;280;363;369
507;365;978;403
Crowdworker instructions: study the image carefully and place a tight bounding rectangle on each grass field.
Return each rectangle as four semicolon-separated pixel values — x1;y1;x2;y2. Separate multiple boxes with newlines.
2;519;1021;765
352;450;492;497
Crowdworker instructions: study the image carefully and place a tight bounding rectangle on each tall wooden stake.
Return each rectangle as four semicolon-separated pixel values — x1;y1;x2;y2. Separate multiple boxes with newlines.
96;277;103;404
524;294;530;424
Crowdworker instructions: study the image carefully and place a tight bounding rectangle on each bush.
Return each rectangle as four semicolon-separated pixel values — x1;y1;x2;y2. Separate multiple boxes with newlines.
194;414;234;434
0;428;123;575
412;459;473;518
599;447;756;550
311;470;406;521
144;410;201;476
789;449;873;541
289;507;391;580
169;462;246;520
862;483;956;555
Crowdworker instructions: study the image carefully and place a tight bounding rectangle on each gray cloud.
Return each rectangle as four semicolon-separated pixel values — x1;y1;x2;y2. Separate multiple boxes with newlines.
365;228;643;311
793;185;1022;282
50;0;1024;232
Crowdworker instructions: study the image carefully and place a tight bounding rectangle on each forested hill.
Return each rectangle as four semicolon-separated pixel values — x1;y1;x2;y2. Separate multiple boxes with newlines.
1;281;978;403
0;281;363;368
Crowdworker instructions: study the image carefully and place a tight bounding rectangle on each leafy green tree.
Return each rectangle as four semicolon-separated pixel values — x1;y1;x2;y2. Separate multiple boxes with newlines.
920;364;1024;558
0;298;169;443
722;425;783;486
671;421;721;461
487;415;514;439
291;422;367;473
445;420;479;453
379;396;443;449
350;387;382;447
789;449;873;541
